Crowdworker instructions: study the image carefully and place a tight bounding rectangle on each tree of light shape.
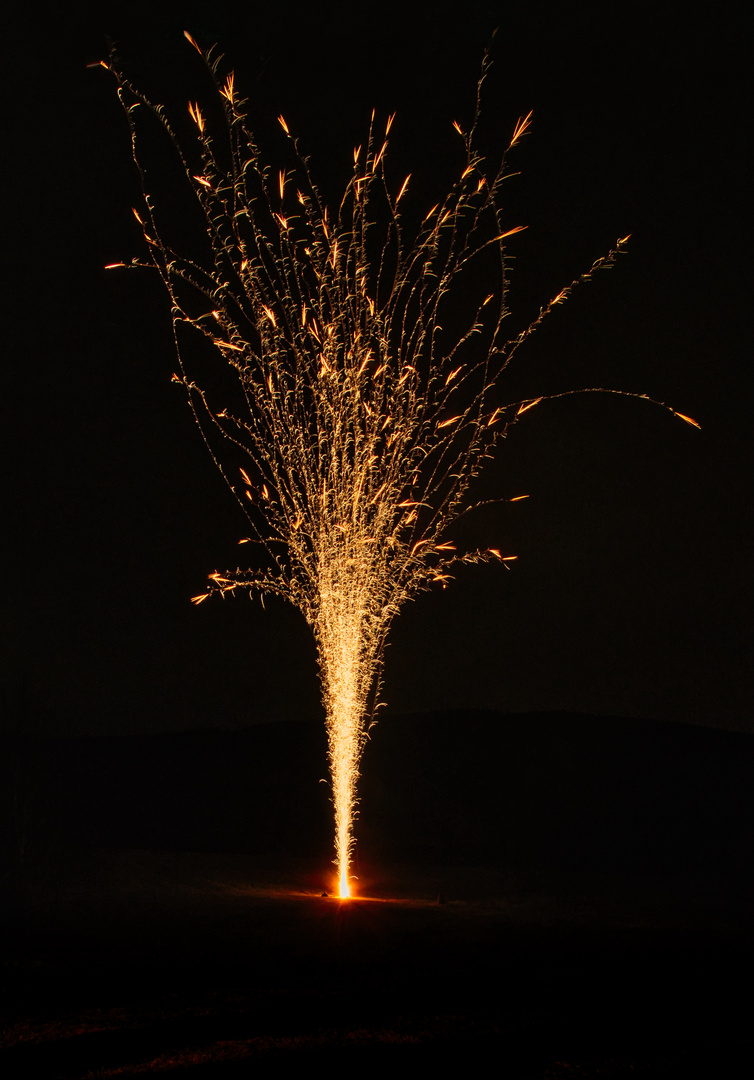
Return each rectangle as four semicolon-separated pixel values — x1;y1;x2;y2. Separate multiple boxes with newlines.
101;36;697;896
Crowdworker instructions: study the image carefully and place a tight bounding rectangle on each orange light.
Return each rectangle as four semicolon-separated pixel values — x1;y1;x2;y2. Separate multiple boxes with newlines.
517;397;543;416
396;175;411;205
674;411;701;429
220;73;235;103
510;110;533;147
188;102;205;133
109;54;695;919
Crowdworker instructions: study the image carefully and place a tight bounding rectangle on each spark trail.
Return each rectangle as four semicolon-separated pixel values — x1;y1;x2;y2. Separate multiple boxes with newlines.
101;36;698;897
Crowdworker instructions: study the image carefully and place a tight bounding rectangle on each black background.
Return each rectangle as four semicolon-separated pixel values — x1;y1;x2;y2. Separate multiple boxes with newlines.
4;3;751;737
2;8;752;1073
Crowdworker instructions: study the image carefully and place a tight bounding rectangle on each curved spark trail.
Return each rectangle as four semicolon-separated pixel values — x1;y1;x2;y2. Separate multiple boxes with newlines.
102;37;697;897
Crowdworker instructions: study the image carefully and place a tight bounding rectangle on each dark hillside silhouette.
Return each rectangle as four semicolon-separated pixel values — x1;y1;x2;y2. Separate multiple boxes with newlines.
2;711;750;889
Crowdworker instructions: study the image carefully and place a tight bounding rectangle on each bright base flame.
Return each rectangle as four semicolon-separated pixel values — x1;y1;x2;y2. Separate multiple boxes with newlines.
339;875;351;899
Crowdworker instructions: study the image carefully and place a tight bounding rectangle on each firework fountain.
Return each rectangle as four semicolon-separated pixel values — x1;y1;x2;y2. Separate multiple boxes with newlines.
101;35;697;897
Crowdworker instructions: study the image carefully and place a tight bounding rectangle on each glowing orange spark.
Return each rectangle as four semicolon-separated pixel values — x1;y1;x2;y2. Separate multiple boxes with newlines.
220;72;235;103
674;411;701;429
188;102;205;133
510;110;533;147
495;226;528;241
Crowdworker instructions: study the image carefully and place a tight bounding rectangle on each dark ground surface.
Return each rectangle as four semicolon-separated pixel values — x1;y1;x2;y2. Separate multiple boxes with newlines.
1;851;751;1076
1;712;751;1075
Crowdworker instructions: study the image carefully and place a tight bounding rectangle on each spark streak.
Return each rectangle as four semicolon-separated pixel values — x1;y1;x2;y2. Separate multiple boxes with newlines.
104;37;697;898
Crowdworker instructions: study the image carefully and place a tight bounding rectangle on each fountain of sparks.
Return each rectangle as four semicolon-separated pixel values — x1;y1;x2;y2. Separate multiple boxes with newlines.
100;35;698;898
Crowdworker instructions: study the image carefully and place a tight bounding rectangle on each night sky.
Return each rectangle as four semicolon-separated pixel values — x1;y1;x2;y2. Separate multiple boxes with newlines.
4;6;751;737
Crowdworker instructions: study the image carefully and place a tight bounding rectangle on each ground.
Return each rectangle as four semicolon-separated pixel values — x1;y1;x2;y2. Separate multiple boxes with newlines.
1;849;750;1075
